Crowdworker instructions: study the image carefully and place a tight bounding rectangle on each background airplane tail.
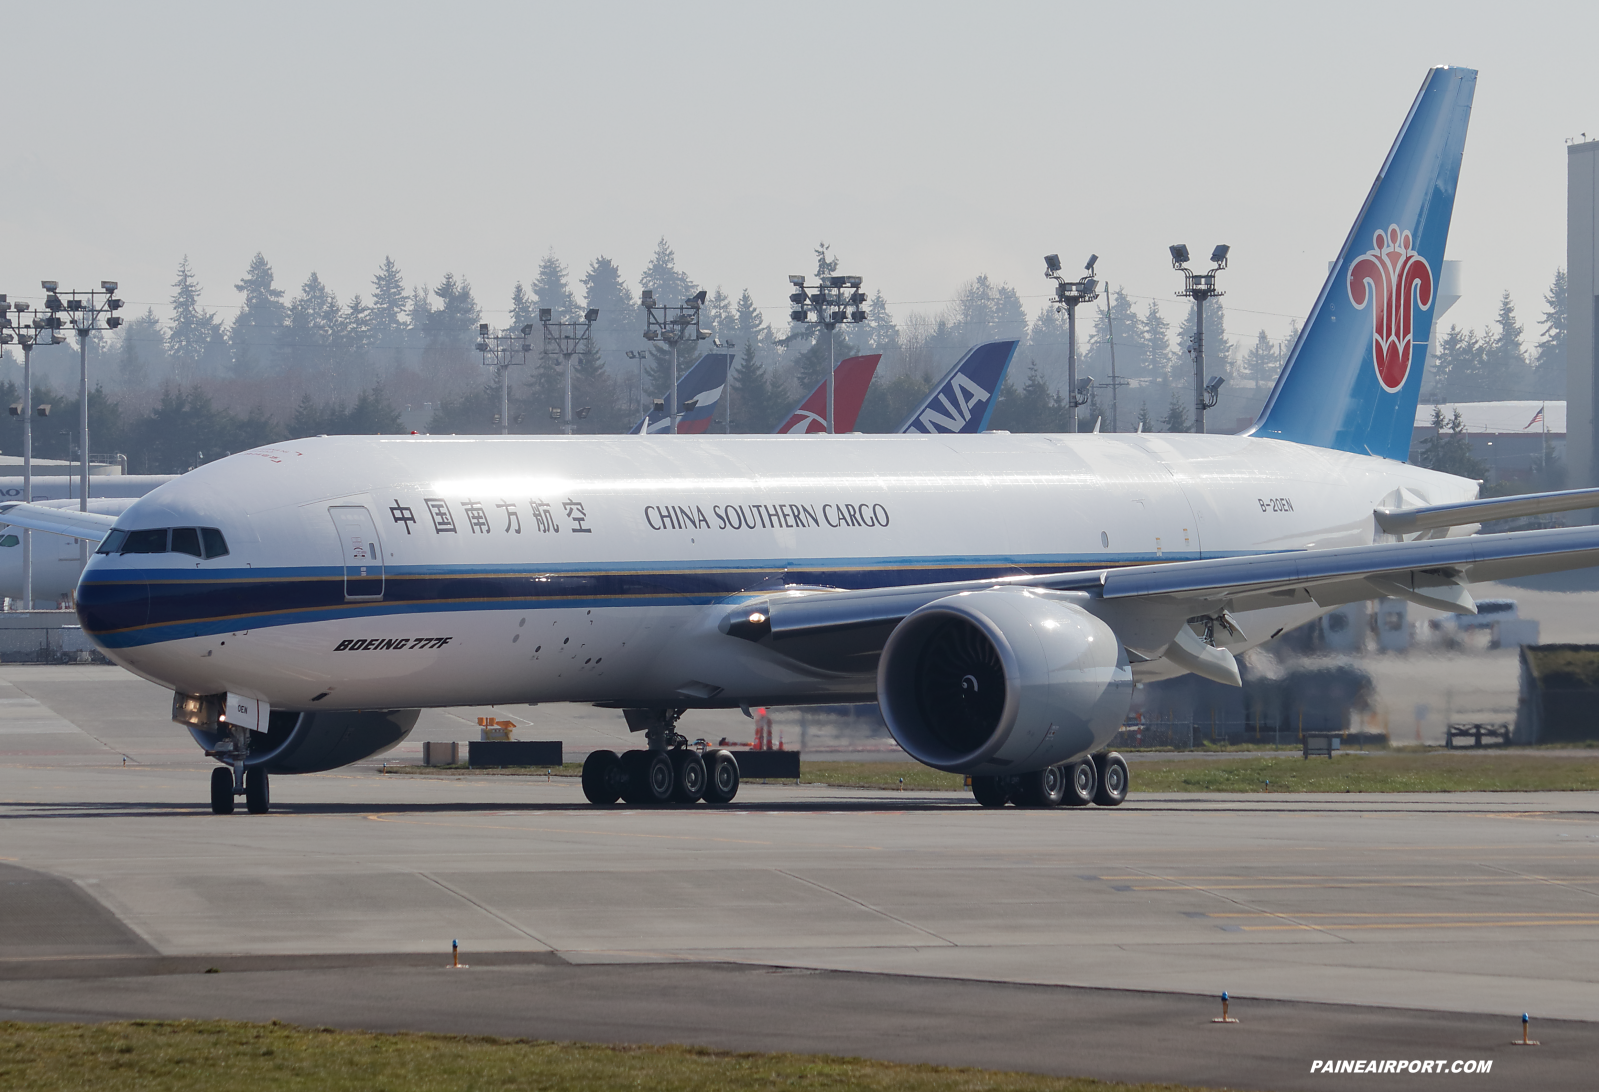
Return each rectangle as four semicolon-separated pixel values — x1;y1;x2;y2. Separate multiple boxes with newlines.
628;352;732;435
1248;66;1476;462
773;355;881;434
897;340;1017;434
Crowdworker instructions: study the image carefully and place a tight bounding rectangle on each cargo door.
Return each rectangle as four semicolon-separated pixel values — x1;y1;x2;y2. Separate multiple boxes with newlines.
329;506;384;600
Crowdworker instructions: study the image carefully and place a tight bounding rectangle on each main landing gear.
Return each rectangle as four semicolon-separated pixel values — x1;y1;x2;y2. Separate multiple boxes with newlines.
582;708;740;806
970;752;1128;809
208;720;271;815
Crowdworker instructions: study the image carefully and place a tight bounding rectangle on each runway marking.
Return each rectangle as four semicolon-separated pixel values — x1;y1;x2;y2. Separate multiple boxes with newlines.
361;813;883;851
1203;911;1599;919
417;872;554;949
774;869;955;946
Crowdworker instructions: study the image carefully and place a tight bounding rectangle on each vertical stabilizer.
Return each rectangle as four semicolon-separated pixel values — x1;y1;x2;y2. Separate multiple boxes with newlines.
1249;66;1476;461
897;340;1018;434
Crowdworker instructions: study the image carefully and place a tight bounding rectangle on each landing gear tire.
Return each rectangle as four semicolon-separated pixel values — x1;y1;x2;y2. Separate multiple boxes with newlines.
1017;765;1068;808
582;750;623;805
970;775;1010;808
644;751;676;805
245;768;270;814
703;750;740;805
1063;758;1097;807
1093;752;1129;807
210;766;235;815
618;750;651;805
671;751;707;803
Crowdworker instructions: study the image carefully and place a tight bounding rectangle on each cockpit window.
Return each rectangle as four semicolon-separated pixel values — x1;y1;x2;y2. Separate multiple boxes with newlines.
0;534;17;548
96;527;229;558
122;529;170;554
171;527;202;558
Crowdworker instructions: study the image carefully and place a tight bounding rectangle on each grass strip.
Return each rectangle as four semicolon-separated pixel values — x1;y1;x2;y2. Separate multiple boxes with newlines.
1127;751;1599;793
0;1020;1213;1092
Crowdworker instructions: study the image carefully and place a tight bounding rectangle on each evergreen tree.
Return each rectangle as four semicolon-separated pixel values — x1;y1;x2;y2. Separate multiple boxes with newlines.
1483;290;1530;397
1026;302;1070;390
1535;268;1567;398
582;256;642;402
863;290;900;364
167;257;222;383
1415;407;1487;478
704;287;734;339
332;295;373;394
1242;330;1278;384
509;283;537;333
1176;299;1235;379
1087;288;1146;381
640;238;697;308
1135;401;1152;432
229;253;286;378
368;256;409;366
116;308;165;389
1161;390;1191;433
283;271;339;375
1142;300;1174;383
989;364;1068;433
531;251;577;321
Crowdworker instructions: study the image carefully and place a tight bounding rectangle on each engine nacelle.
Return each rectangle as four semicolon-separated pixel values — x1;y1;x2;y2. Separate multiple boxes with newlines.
177;696;419;774
876;589;1132;775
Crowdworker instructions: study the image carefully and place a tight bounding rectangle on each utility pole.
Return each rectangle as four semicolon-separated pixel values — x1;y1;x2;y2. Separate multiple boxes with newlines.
46;281;124;579
641;289;708;435
475;323;534;434
1170;244;1230;434
540;308;598;435
1044;253;1099;432
787;253;866;433
1099;285;1129;434
0;296;66;610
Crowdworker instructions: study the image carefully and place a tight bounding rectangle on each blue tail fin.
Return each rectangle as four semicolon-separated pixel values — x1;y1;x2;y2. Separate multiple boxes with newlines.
897;340;1018;434
1249;66;1475;461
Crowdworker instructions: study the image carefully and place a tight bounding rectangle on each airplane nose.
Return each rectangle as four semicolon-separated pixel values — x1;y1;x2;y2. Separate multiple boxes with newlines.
75;569;149;641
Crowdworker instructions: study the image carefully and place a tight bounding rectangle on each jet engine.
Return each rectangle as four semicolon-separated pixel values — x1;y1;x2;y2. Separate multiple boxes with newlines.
876;589;1132;775
175;696;419;774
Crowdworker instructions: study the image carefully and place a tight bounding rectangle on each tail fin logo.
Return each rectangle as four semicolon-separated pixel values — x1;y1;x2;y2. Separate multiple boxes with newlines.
1347;225;1434;393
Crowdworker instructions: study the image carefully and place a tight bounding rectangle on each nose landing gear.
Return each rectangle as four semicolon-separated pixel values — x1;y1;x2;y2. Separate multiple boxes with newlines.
208;721;271;815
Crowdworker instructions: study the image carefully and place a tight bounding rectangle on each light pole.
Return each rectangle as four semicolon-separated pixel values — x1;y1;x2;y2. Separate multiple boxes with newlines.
45;281;123;577
1045;254;1100;433
713;338;737;433
0;296;66;610
540;308;598;436
641;289;708;435
1170;244;1230;434
787;274;866;433
475;323;534;435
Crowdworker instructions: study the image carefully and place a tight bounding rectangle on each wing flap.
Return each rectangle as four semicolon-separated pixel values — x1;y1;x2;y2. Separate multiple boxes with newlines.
1375;487;1599;534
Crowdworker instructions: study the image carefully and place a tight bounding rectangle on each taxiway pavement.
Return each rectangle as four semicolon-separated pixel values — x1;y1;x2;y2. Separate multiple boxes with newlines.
3;665;1597;1091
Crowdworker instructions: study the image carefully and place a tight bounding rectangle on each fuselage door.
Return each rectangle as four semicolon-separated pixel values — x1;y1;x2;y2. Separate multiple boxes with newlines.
329;506;385;600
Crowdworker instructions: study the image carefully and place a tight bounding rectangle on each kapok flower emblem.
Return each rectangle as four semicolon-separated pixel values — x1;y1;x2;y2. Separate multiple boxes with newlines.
1347;225;1433;393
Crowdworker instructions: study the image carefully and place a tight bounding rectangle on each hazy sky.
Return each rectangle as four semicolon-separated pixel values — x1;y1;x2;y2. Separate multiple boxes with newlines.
0;1;1593;353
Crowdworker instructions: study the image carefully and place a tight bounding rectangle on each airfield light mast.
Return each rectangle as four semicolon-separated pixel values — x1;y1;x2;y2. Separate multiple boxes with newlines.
641;289;709;435
1044;254;1100;433
475;323;535;435
787;270;866;434
0;295;67;610
45;282;124;580
540;309;598;435
1171;244;1230;434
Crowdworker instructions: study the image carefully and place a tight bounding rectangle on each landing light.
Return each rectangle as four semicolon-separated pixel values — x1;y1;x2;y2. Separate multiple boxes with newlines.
748;612;767;624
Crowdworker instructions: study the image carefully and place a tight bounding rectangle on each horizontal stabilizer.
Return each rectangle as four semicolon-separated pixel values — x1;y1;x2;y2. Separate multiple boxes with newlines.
1375;487;1599;534
0;502;117;542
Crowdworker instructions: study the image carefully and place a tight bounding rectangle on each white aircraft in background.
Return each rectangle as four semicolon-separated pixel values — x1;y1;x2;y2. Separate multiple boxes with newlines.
8;66;1599;818
0;477;173;602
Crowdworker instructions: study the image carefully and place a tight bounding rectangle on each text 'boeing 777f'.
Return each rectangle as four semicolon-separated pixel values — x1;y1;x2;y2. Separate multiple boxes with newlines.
14;65;1599;815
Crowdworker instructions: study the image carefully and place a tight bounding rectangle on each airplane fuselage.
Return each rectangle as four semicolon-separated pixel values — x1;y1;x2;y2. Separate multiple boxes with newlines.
75;433;1475;713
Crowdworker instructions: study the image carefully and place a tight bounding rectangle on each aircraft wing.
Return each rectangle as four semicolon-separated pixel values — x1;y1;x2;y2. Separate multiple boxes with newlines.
722;524;1599;671
0;502;118;542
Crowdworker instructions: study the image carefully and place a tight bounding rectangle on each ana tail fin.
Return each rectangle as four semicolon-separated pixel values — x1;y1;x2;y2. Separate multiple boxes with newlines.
897;340;1018;434
1249;66;1476;461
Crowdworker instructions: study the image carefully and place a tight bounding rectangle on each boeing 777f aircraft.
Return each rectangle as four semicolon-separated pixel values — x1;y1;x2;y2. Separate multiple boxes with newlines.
9;66;1599;816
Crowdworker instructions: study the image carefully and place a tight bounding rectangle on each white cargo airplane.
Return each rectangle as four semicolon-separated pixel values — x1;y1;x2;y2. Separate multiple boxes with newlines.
7;66;1599;816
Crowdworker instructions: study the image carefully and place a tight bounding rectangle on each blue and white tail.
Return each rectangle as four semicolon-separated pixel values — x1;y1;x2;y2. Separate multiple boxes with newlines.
1249;66;1476;462
897;340;1018;434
